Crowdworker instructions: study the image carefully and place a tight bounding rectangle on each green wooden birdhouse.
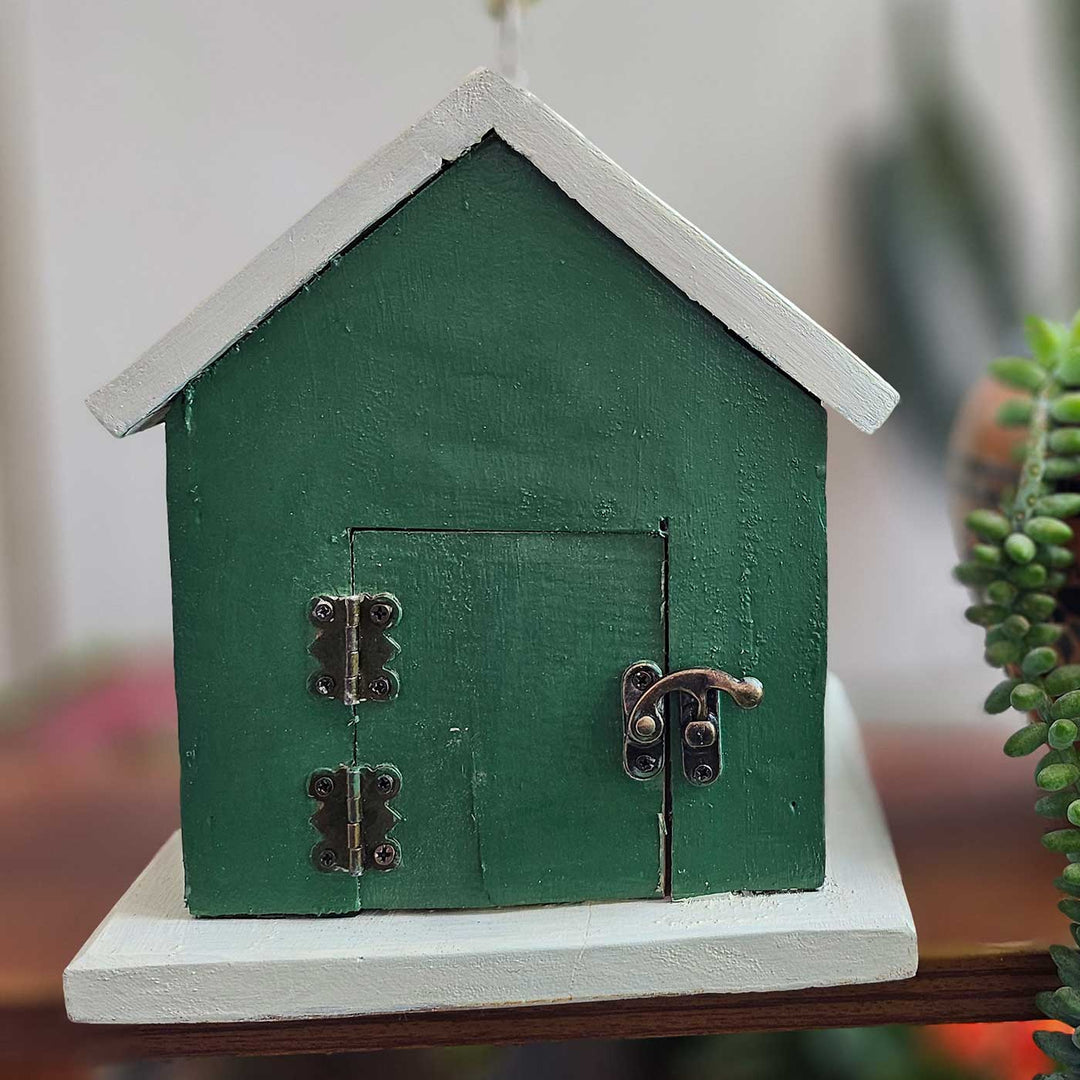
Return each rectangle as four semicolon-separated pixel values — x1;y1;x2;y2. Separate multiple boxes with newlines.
88;70;898;917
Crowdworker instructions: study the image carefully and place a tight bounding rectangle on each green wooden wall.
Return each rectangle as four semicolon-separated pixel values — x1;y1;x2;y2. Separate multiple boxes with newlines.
165;135;827;915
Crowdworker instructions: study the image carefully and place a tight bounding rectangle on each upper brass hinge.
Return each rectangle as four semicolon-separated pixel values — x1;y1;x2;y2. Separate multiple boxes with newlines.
307;764;402;874
308;593;400;705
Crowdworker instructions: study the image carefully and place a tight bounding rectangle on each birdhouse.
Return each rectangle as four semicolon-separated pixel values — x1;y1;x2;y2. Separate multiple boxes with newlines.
88;71;898;917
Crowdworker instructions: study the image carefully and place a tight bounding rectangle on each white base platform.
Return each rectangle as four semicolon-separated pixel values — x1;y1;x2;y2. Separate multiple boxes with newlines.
64;674;916;1025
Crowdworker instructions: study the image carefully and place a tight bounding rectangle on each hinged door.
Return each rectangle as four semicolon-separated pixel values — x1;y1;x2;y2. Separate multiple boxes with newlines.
344;528;666;909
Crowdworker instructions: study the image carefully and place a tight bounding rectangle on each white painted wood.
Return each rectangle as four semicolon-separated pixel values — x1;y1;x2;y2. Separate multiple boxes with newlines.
87;69;898;440
64;675;915;1025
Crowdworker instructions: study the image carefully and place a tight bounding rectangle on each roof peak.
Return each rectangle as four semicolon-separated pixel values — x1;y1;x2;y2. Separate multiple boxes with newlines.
87;68;897;437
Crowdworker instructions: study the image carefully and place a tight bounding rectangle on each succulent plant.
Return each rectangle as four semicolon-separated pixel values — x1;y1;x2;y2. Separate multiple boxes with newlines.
956;310;1080;1077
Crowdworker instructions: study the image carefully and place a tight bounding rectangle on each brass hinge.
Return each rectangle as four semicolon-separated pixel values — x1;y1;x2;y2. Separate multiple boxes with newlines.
307;764;402;874
308;593;400;705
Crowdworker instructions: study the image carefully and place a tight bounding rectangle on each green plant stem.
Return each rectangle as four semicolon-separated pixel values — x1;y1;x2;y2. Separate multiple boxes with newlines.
1014;386;1054;529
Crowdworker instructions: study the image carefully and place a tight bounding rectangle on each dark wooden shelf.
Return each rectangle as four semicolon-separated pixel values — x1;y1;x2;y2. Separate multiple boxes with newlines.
0;947;1057;1065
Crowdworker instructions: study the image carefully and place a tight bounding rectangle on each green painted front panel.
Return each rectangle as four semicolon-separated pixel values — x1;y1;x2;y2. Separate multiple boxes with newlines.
351;530;665;909
166;416;357;916
667;416;827;898
166;135;826;915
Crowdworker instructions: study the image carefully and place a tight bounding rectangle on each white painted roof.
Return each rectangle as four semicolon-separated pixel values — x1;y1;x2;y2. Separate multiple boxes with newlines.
88;69;898;437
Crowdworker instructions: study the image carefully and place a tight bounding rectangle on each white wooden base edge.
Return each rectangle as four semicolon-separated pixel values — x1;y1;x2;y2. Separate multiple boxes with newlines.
64;673;916;1024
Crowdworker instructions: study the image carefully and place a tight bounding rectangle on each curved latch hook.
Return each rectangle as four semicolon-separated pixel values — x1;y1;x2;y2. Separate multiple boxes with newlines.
621;664;763;786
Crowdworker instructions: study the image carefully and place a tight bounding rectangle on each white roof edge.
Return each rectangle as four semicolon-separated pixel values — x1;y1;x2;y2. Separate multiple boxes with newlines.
87;68;898;438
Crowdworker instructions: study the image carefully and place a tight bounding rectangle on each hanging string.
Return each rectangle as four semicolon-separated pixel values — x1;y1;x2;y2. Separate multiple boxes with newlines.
488;0;533;87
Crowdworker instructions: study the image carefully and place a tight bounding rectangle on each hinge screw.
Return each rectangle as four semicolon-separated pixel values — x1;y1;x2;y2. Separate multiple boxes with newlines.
375;773;395;795
311;598;335;623
312;774;335;799
372;842;398;868
313;674;336;697
369;602;393;626
692;764;715;784
632;668;654;691
368;676;392;698
319;848;338;869
635;754;659;775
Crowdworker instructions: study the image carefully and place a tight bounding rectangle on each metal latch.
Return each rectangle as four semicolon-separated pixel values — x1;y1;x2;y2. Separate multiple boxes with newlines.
621;663;763;785
308;593;400;705
307;764;402;874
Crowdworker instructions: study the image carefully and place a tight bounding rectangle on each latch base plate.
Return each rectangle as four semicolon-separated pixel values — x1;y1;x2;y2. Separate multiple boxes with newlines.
621;661;665;780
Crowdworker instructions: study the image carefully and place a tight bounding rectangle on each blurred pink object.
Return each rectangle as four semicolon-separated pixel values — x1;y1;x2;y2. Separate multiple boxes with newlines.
28;653;176;750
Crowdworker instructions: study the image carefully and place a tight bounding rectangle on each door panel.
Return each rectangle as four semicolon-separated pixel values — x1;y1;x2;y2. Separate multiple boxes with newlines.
350;529;666;909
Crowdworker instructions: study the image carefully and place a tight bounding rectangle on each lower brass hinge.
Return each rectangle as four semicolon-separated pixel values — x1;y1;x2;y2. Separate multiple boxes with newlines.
307;764;402;874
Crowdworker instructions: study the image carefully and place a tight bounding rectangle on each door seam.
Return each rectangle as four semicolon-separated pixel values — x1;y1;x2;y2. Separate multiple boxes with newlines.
661;518;672;899
349;530;360;909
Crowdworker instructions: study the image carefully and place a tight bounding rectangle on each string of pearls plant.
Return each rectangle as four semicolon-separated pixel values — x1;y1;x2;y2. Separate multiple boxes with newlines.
956;311;1080;1077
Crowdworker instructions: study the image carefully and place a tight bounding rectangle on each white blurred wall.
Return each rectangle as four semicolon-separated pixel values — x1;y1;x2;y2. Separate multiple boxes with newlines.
0;0;1072;721
0;0;53;683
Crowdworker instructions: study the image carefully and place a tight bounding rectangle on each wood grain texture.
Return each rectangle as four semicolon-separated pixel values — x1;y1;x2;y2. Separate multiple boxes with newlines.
87;69;897;439
351;530;666;908
165;136;827;913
